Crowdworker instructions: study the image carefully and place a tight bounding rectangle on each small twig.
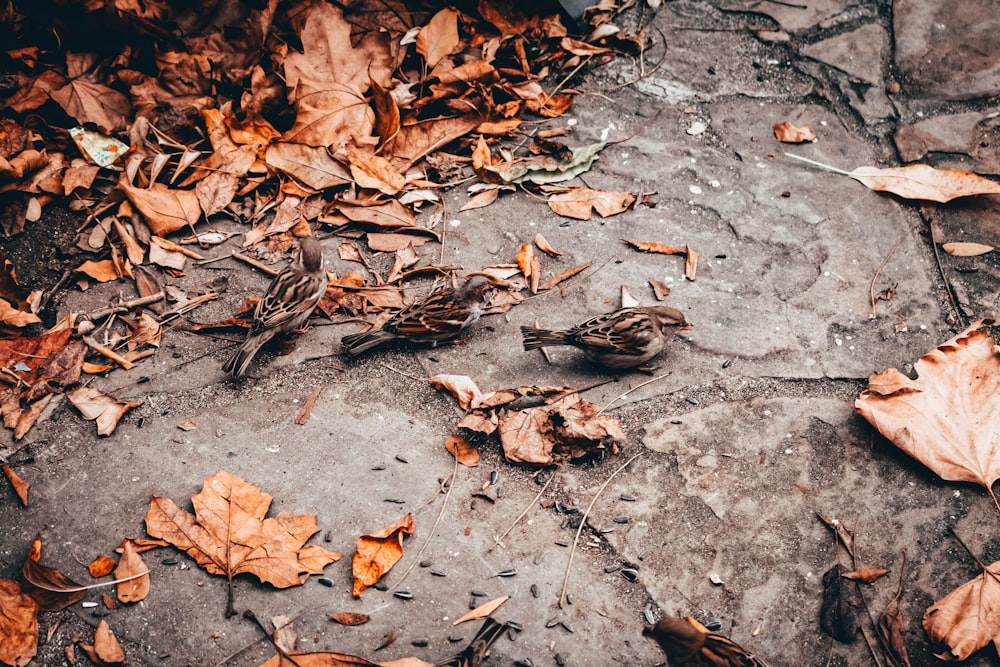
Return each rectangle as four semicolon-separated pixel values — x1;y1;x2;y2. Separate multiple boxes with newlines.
294;387;322;425
559;453;641;608
784;152;853;176
605;27;670;93
161;291;219;318
761;0;807;8
926;213;968;328
83;336;135;370
539;55;593;112
243;610;304;667
390;455;459;591
378;363;425;382
37;268;74;313
869;238;902;317
488;474;554;552
80;292;166;322
232;252;279;276
26;568;149;593
596;372;671;416
859;625;885;667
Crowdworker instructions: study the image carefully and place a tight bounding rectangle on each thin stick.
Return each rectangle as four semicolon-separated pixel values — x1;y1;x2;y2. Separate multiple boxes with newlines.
81;292;166;322
487;474;554;552
605;28;670;93
378;363;425;382
25;568;150;593
232;252;279;276
784;152;853;176
869;238;902;317
927;215;968;328
859;625;885;667
83;336;135;370
559;453;641;608
596;372;671;416
389;455;459;591
762;0;807;8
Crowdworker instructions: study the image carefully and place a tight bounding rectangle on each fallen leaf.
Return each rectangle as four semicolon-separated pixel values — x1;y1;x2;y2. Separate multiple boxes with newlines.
114;540;149;603
338;242;365;263
841;567;889;584
855;320;1000;511
547;186;635;220
329;612;370;626
88;555;116;578
515;243;534;282
2;465;29;506
0;578;38;667
445;435;479;467
93;619;125;665
265;143;352;191
416;8;459;68
820;564;860;643
67;386;140;436
460;187;499;211
0;255;40;328
877;553;911;667
492;142;607;185
534;233;562;256
273;614;298;656
685;244;699;281
119;178;201;236
452;595;508;625
370;76;400;146
624;239;686;255
258;650;432;666
145;470;342;615
352;513;414;598
21;536;85;611
924;558;1000;659
787;153;1000;203
75;259;123;283
429;374;485;411
649;278;671;300
538;262;590;291
620;285;640;308
772;121;817;143
348;148;405;195
942;242;993;257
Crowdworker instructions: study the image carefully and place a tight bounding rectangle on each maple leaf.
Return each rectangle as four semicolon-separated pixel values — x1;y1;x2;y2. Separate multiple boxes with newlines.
924;558;1000;660
145;470;342;616
352;513;413;598
855;320;1000;512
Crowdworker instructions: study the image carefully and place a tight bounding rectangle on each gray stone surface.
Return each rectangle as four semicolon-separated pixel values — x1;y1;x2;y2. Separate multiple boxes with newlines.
5;1;1000;666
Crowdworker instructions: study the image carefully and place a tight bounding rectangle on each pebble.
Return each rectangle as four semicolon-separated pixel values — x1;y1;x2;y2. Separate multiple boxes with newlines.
530;584;539;598
561;621;574;633
599;526;615;533
419;560;432;568
545;618;561;628
371;465;385;471
490;470;499;484
706;620;723;631
471;590;488;597
395;455;408;463
555;540;569;547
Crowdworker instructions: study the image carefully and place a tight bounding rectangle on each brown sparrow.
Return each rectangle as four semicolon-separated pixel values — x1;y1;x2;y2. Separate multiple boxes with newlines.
341;276;492;356
223;236;328;378
436;617;510;667
520;306;688;368
644;617;770;667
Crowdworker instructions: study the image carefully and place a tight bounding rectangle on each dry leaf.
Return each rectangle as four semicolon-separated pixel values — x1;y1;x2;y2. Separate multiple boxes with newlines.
145;471;342;614
265;143;352;191
370;76;400;146
338;242;365;263
534;233;562;257
88;555;116;579
772;121;817;143
119;178;201;236
329;612;370;626
649;278;671;300
0;579;37;667
538;262;590;291
924;558;1000;659
855;321;1000;510
348;148;405;195
429;374;485;411
547;187;635;220
21;536;85;611
620;285;640;308
841;567;889;584
444;435;479;467
114;540;149;603
942;242;993;257
515;243;534;282
452;595;508;625
685;244;699;281
460;188;499;211
416;8;459;68
624;239;686;255
877;553;911;667
352;513;414;598
93;619;125;664
75;259;122;283
2;465;29;507
67;386;140;436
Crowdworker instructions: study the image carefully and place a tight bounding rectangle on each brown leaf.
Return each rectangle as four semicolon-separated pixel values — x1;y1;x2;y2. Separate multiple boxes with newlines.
93;619;125;665
452;595;508;625
348;148;405;196
329;612;370;626
534;233;562;257
429;374;484;411
265;143;351;191
444;435;479;467
114;540;149;604
88;555;116;579
460;188;499;211
772;121;817;143
258;650;432;666
855;321;1000;510
352;513;414;598
942;242;993;257
538;262;590;291
685;244;699;281
924;558;1000;659
877;553;911;667
416;8;459;68
366;234;431;253
649;278;671;300
2;464;29;506
370;76;400;146
841;567;889;584
119;178;201;236
547;187;635;219
75;259;123;283
623;239;686;255
0;578;38;667
848;164;1000;203
145;471;342;612
338;242;365;263
515;243;534;282
49;79;130;134
386;114;482;173
67;386;140;436
0;255;40;328
21;536;85;611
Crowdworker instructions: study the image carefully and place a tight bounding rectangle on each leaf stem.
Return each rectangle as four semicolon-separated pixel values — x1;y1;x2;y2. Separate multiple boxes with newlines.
784;152;853;176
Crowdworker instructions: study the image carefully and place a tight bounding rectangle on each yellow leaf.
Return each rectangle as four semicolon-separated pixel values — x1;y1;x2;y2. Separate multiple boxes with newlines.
416;8;459;67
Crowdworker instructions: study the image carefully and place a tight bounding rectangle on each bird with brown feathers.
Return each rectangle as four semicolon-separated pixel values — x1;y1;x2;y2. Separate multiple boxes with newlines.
341;276;492;356
223;236;328;378
521;305;688;368
644;617;771;667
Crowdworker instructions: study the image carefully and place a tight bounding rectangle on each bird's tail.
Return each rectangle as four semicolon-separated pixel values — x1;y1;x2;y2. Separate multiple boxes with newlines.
341;329;395;356
223;337;266;378
520;326;570;351
435;617;510;667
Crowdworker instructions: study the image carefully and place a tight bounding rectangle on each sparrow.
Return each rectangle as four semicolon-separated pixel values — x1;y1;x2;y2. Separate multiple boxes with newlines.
341;276;492;356
520;306;688;368
644;617;771;667
223;236;328;378
436;617;510;667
